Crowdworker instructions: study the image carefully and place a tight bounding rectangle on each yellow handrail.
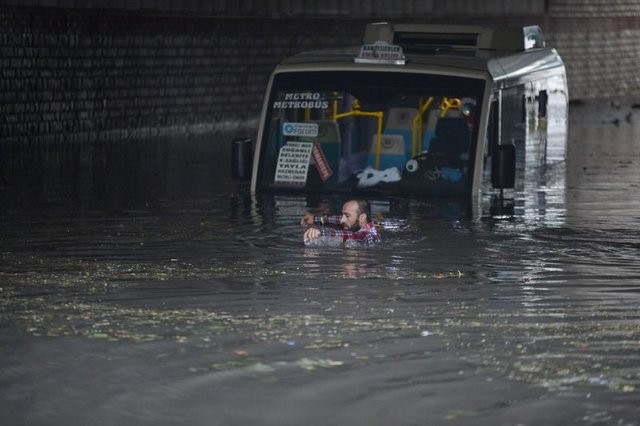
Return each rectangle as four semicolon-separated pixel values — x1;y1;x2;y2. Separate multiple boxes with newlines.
333;100;385;169
440;97;462;117
310;96;461;170
411;97;434;157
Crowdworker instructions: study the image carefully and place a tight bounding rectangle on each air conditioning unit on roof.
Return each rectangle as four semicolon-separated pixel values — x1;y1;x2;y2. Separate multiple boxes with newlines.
363;22;545;53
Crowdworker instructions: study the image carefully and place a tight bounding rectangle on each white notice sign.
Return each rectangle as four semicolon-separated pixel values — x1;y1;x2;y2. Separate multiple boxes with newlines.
274;142;314;186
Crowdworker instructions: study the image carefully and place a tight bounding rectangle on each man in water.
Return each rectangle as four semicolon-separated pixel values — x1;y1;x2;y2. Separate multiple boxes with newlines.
300;199;381;246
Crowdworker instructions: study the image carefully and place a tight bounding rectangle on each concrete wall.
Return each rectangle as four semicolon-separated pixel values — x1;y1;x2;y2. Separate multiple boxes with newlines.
0;1;548;16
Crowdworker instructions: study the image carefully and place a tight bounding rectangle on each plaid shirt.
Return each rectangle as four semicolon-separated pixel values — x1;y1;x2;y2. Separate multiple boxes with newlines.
313;215;381;245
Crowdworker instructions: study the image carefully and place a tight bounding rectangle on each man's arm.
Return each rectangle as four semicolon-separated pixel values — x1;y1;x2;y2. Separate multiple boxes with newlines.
301;213;342;228
318;215;342;227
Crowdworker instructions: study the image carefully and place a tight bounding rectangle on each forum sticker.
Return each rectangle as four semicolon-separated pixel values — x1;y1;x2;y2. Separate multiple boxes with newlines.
282;122;319;137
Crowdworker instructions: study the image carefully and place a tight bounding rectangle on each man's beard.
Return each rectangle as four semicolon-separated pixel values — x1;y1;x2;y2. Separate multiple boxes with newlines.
347;224;360;232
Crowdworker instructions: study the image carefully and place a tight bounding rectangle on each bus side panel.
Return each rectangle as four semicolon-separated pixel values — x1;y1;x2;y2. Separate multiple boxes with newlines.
498;72;568;197
500;84;527;193
543;73;569;163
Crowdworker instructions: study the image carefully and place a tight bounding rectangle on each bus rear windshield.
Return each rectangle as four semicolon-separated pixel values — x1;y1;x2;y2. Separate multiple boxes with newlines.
257;70;485;198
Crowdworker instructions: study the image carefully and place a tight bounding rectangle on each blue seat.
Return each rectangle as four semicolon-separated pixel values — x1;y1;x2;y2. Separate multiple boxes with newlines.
367;108;416;170
301;120;340;183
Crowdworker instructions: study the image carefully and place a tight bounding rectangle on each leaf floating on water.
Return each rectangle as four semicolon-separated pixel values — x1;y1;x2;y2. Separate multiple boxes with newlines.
303;339;346;349
608;382;636;393
296;357;344;371
88;332;112;340
210;360;249;371
245;363;275;373
444;409;478;420
430;270;464;279
514;361;543;373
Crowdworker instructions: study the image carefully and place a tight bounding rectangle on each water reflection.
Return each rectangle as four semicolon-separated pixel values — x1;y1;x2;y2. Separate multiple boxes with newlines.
1;100;640;425
566;103;640;230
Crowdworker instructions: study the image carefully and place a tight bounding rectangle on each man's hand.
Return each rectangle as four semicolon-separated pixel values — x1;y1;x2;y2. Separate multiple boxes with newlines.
303;227;321;242
300;212;315;227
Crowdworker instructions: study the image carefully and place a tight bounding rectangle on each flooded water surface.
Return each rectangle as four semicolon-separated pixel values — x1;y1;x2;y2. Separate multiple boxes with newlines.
1;100;640;425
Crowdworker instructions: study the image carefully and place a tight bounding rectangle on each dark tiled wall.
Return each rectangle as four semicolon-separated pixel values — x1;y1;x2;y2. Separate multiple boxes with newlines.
0;10;365;145
2;6;639;147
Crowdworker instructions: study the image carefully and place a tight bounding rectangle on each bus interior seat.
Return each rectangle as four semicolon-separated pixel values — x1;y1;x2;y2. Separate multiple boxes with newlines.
310;120;340;145
427;117;471;166
367;107;416;170
300;120;340;182
421;108;440;152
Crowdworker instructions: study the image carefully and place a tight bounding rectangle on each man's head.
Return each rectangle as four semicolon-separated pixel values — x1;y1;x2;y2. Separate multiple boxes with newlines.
340;199;371;231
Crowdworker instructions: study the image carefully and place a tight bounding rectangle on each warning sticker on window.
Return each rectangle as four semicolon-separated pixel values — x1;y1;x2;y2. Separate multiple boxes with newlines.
311;144;333;181
274;142;314;186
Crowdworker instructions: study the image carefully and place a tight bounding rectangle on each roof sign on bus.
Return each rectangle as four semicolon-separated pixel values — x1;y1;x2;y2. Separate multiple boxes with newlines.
355;41;406;65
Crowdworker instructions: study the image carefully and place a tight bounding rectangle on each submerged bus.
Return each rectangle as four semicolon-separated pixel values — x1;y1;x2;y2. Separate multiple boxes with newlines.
233;22;568;202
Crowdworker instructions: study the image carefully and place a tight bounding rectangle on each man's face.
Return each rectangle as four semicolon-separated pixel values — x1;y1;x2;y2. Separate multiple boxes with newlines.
340;201;361;232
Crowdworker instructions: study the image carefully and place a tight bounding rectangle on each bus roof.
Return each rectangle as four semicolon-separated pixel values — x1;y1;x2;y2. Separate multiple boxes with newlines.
280;46;493;73
275;23;565;86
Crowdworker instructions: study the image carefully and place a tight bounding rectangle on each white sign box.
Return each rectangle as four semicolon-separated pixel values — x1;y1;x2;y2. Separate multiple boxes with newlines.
274;142;314;186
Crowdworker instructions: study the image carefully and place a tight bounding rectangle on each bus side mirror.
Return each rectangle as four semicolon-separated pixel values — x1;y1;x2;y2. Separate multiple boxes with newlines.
491;144;516;189
231;137;254;181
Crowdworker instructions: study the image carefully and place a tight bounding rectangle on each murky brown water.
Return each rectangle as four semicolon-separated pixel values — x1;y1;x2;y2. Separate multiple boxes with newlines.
1;99;639;425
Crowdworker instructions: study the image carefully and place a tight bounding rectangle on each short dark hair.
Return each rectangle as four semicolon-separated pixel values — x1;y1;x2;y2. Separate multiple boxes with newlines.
354;199;371;222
